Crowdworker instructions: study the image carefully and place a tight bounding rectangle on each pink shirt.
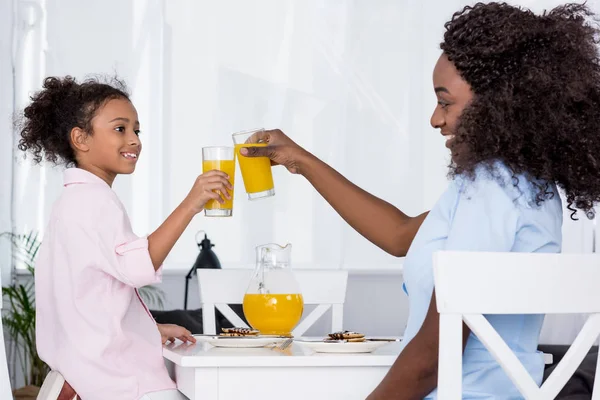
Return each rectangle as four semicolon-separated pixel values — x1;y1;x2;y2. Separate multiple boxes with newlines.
35;168;176;400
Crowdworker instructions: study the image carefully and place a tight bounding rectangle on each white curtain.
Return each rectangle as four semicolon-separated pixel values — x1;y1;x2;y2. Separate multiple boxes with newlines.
0;0;15;287
7;0;600;269
7;0;167;275
2;0;49;285
161;0;455;271
10;0;451;272
11;0;48;238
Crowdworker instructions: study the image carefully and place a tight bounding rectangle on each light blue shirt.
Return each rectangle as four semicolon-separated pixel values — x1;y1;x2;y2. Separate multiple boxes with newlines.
401;162;562;399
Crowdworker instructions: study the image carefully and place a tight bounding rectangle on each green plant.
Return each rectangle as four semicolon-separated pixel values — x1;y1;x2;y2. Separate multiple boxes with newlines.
138;285;165;310
1;231;166;387
1;231;47;386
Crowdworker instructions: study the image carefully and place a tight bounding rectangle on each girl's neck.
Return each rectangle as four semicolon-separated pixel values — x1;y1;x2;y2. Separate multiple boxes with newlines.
76;163;117;187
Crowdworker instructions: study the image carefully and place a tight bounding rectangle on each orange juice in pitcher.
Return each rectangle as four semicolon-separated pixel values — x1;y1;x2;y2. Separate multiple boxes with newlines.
243;293;303;335
242;243;303;336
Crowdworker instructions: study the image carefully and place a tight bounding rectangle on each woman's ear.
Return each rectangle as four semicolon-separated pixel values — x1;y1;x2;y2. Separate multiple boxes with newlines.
70;127;89;152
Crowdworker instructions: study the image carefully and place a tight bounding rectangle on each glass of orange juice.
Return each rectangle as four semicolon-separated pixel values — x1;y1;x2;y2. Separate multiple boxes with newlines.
202;146;235;217
232;128;275;200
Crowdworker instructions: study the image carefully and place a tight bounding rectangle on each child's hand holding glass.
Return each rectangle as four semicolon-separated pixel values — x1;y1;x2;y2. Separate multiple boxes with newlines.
183;170;233;214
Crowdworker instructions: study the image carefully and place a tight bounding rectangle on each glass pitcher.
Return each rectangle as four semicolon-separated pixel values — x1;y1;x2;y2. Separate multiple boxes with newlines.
242;243;304;336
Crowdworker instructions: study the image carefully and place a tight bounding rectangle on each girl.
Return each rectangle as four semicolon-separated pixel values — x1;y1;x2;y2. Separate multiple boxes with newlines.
18;76;232;399
241;2;600;399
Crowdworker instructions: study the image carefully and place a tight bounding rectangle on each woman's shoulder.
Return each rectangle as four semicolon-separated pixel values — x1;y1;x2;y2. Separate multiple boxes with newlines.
458;160;557;208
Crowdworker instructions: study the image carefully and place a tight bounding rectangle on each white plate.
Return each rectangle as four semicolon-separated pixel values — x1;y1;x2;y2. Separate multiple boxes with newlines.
195;336;287;348
294;340;390;353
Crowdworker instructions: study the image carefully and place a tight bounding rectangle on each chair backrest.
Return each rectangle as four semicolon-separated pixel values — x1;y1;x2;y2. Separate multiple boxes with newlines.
0;272;13;399
197;269;348;336
434;251;600;400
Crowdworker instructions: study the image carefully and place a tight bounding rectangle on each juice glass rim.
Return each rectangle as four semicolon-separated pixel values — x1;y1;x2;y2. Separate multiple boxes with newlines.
232;127;264;136
231;127;265;142
201;145;234;150
202;146;234;161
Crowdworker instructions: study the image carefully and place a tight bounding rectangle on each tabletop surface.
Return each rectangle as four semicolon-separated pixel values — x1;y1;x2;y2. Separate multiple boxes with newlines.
163;336;403;368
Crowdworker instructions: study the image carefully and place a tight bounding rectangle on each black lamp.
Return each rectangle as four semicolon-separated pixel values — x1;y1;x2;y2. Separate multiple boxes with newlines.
184;231;221;310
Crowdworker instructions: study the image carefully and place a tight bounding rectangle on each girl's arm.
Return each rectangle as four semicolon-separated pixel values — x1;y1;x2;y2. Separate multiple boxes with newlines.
147;170;232;270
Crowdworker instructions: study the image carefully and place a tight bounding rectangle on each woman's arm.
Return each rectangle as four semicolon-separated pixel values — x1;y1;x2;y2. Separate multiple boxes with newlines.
240;129;428;256
367;292;471;400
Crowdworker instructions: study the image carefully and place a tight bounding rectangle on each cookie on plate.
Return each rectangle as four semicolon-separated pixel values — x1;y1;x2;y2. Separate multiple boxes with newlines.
220;327;259;336
346;337;366;342
328;330;365;340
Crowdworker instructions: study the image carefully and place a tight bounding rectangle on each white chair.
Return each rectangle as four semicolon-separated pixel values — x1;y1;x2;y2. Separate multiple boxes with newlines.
37;370;77;400
434;251;600;399
197;269;348;336
1;273;12;400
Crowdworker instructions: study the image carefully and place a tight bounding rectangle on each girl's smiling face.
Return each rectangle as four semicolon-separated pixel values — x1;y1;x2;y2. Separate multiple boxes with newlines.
71;98;142;185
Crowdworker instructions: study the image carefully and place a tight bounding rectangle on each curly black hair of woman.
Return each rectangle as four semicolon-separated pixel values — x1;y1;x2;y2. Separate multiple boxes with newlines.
441;2;600;219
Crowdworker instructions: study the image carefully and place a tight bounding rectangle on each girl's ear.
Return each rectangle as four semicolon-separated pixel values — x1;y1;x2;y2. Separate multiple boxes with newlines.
70;127;90;152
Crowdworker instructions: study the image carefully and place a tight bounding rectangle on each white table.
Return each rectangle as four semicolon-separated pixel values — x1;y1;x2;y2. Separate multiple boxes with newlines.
163;338;401;400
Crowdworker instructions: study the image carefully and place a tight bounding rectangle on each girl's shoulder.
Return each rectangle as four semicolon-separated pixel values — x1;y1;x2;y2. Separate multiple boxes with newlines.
58;181;125;224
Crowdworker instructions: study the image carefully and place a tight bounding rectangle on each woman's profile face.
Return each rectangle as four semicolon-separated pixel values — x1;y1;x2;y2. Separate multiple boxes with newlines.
430;53;473;152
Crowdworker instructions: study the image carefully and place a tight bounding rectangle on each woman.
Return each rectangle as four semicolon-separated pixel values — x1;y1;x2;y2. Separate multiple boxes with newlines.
241;3;600;399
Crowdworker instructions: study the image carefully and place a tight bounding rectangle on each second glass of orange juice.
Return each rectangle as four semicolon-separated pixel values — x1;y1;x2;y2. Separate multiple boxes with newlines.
232;128;275;200
202;146;235;217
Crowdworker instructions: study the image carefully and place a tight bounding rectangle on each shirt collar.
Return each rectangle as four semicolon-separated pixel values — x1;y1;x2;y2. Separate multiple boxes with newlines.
63;168;110;187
